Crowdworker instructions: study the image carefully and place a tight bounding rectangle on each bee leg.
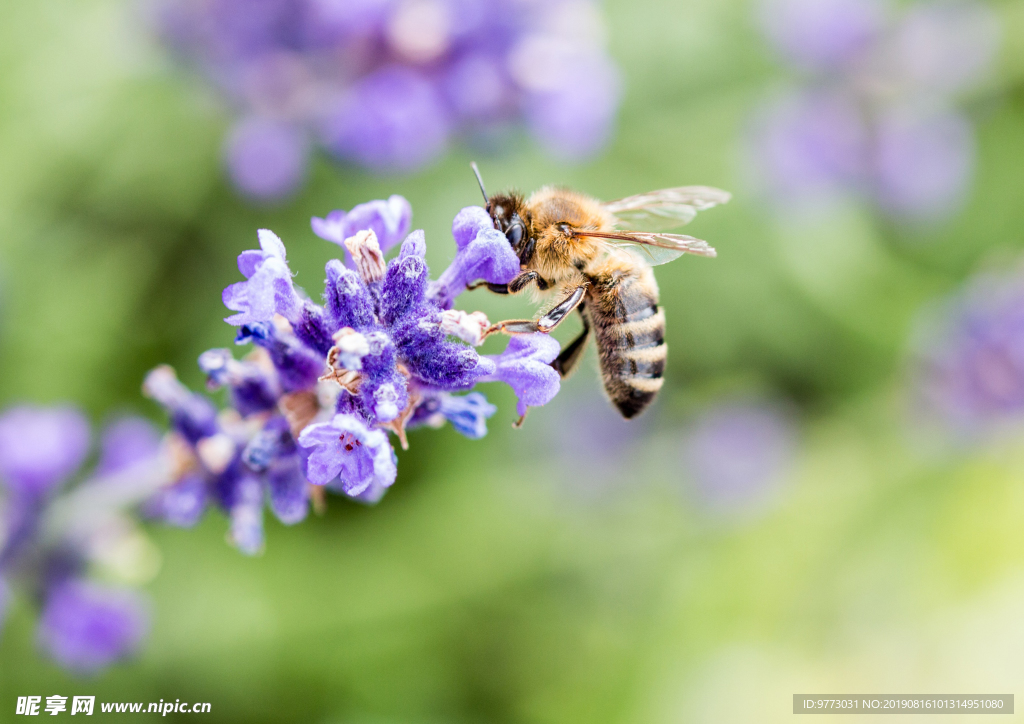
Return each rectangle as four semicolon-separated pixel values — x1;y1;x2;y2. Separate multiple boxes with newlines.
551;309;590;378
466;281;510;294
483;284;587;338
537;284;587;332
509;270;541;294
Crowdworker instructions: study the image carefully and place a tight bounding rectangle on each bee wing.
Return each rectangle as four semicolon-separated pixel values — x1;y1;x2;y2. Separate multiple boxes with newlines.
573;230;716;266
603;186;731;231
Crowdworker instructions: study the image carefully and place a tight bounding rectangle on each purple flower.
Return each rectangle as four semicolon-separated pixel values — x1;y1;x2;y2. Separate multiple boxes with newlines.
872;107;974;221
311;195;413;258
222;229;302;327
156;0;622;196
147;197;564;553
681;399;798;512
522;52;621;160
37;580;149;674
142;366;219;444
224;117;309;201
297;413;397;495
911;268;1024;434
321;66;451;172
748;0;1000;222
96;417;162;477
409;391;498;439
479;333;561;418
758;0;887;71
0;406;161;675
427;206;520;310
145;474;207;528
746;89;868;208
0;406;90;498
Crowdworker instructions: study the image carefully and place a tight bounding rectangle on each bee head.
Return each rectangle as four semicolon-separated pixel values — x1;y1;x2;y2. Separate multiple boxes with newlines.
486;193;530;254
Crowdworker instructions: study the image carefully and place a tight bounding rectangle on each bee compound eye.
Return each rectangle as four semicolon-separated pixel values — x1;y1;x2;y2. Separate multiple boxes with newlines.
506;223;524;248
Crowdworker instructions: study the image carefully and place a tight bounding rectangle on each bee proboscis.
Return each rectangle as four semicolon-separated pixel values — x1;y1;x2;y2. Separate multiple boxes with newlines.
471;163;729;420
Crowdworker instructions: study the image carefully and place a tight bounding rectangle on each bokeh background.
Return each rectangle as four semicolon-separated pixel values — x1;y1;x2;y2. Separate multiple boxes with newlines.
3;0;1024;721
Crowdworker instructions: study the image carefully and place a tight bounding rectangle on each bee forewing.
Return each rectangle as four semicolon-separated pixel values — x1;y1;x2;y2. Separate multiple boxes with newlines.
576;229;717;266
604;186;732;231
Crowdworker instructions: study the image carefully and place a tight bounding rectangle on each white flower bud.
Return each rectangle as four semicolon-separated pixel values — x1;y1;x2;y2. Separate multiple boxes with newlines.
439;309;490;346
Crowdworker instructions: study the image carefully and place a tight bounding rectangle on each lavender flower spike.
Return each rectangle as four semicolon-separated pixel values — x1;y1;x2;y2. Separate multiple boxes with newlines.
144;195;564;555
297;413;397;496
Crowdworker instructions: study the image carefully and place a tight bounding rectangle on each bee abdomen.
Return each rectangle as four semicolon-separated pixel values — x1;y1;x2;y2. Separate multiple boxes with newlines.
589;273;666;419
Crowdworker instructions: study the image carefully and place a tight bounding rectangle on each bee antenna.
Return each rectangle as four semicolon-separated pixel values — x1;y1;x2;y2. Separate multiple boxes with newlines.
470;161;488;204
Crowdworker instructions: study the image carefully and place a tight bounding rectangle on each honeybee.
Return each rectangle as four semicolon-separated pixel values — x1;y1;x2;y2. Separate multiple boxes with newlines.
471;163;729;419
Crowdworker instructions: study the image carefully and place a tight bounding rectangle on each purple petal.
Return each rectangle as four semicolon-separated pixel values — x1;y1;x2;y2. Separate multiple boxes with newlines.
343;195;413;253
451;205;493;251
428;226;520;309
399;229;426;260
296;413;396;496
267;457;309;525
311;209;349;245
147;474;208;528
228;475;264;555
0;406;90;498
480;334;561;416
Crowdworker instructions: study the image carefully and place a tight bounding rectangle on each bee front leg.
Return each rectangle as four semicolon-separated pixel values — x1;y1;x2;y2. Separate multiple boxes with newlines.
467;281;510;294
508;270;541;294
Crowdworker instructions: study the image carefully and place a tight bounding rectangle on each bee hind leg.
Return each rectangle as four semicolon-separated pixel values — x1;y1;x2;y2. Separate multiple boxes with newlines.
551;309;590;379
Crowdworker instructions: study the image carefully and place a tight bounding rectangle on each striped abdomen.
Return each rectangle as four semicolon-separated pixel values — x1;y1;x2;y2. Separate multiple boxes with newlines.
587;266;666;419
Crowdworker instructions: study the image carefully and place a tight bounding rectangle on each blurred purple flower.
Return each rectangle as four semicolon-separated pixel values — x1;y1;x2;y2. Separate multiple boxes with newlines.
37;580;149;674
156;0;622;198
758;0;887;71
746;90;868;207
749;0;998;222
321;66;451;172
224;117;309;202
911;268;1024;434
144;197;562;551
872;107;974;220
681;399;797;512
0;406;90;498
0;406;162;675
96;417;162;477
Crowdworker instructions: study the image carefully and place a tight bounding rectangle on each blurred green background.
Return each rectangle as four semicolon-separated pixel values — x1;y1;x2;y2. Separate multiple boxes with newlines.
3;0;1024;721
